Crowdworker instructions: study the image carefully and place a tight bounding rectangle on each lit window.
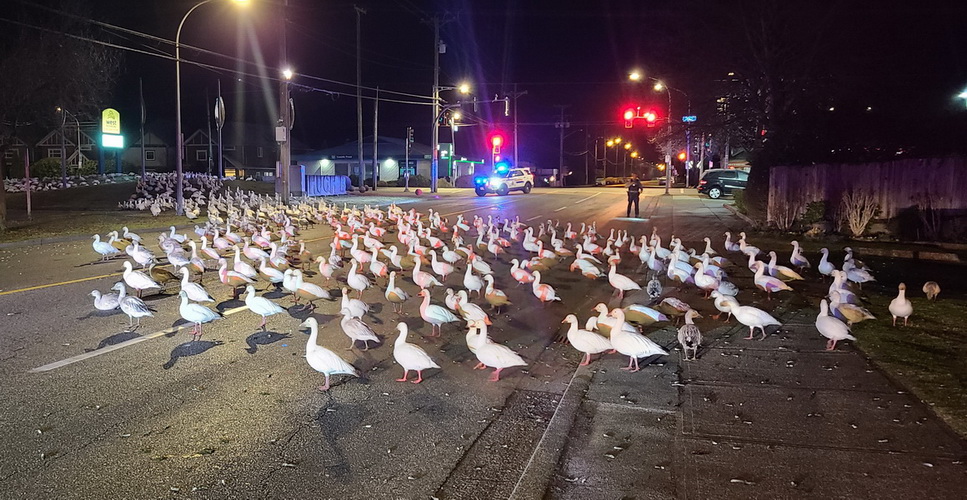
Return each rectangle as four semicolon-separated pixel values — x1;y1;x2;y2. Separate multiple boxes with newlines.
196;150;207;162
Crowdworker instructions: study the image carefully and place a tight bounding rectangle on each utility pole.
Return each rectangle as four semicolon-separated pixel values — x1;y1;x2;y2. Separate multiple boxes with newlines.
355;5;366;190
554;105;569;187
430;15;441;192
139;78;146;180
372;87;379;191
511;84;527;166
278;0;291;203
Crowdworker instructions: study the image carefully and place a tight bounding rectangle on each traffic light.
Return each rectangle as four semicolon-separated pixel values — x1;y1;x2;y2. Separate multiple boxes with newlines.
677;151;686;161
406;127;414;151
489;132;504;155
643;110;657;127
623;107;637;128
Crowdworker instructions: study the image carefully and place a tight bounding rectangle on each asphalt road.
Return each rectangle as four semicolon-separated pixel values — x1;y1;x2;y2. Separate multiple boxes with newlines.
1;186;964;499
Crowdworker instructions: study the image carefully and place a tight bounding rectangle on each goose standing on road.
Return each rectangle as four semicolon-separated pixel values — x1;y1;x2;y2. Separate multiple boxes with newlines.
724;300;781;340
470;321;527;382
301;317;359;391
608;308;667;372
677;309;702;361
90;289;120;311
816;299;856;351
179;268;214;302
121;261;160;298
244;285;286;330
339;307;381;351
393;322;440;384
178;290;222;339
562;314;612;366
92;234;120;261
112;282;153;329
608;264;641;300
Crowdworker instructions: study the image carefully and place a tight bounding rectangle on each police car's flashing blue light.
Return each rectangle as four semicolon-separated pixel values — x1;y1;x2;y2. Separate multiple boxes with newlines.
474;176;487;185
495;163;510;173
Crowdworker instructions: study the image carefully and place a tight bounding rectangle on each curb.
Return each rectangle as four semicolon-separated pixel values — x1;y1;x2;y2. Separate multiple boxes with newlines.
0;223;198;250
508;366;593;500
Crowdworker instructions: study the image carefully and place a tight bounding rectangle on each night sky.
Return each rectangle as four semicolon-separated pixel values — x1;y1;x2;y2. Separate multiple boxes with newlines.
14;0;967;169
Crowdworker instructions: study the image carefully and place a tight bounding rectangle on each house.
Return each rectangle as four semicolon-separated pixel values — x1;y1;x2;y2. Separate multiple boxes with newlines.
121;130;171;172
294;136;434;182
185;123;284;179
34;127;97;168
2;137;31;177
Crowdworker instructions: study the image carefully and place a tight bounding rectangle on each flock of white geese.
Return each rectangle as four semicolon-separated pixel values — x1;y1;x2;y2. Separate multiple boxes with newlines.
89;194;935;391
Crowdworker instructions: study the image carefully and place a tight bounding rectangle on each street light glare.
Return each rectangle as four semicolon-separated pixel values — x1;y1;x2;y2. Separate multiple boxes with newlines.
232;0;250;4
629;70;641;81
458;82;471;94
653;82;664;92
606;140;614;147
282;68;293;80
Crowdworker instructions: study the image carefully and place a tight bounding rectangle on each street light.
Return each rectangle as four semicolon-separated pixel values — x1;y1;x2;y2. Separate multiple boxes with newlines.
959;90;967;109
175;0;249;215
431;82;471;192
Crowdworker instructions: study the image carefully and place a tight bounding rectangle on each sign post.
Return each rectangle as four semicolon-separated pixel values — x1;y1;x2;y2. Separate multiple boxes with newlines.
101;108;124;173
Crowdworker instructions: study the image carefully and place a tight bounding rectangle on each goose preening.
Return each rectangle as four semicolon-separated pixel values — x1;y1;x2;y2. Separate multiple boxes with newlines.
178;290;222;339
922;281;941;300
828;290;875;326
112;282;153;329
301;317;359;391
608;308;667;372
710;291;739;321
470;321;527;382
243;285;286;330
562;314;612;366
393;323;440;384
677;309;702;361
816;299;856;351
889;283;913;326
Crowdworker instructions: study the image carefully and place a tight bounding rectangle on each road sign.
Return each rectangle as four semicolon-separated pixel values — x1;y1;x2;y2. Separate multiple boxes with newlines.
682;115;697;123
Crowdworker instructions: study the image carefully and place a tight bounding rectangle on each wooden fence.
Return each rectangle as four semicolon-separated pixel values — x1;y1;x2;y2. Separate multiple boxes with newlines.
768;158;967;224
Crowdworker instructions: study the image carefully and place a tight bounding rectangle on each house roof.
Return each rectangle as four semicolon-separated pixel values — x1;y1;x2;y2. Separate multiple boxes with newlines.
294;136;432;161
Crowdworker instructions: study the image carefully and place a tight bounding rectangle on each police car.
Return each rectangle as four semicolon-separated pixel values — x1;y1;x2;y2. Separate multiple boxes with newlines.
473;165;535;196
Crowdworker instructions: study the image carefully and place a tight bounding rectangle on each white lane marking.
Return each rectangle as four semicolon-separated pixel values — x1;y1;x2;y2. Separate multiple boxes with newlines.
574;192;603;204
553;206;567;212
28;305;251;373
525;215;542;222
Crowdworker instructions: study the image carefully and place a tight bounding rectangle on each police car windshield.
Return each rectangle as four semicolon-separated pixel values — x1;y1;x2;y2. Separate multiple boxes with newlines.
493;169;513;178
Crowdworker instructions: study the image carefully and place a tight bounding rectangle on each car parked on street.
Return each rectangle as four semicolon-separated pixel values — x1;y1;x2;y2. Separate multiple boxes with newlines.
697;168;749;199
474;167;534;196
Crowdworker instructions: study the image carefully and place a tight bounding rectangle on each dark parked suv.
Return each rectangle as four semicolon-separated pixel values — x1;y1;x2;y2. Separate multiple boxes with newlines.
697;169;749;199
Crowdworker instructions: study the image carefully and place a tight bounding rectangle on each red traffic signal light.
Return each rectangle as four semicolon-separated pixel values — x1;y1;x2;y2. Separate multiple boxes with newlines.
623;107;637;128
643;110;658;127
489;132;504;154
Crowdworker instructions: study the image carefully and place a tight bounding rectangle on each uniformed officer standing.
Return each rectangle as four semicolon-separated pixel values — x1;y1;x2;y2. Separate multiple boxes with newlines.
626;173;643;218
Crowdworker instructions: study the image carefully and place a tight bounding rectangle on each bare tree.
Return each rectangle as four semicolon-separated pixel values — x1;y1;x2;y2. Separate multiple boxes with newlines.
839;190;879;238
0;1;120;230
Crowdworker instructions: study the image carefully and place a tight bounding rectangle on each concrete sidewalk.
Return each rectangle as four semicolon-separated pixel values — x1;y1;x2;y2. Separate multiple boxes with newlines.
544;307;967;499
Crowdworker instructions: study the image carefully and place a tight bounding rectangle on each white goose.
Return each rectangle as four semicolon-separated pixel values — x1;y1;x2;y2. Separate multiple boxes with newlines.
121;261;160;298
888;283;913;326
301;317;359;391
385;271;409;313
393;323;440;384
90;289;119;311
92;234;120;261
790;240;810;270
608;264;641;299
725;300;781;340
816;299;855;350
531;271;561;305
710;290;739;321
470;321;527;382
179;267;214;302
608;308;667;372
340;287;370;319
817;248;836;278
463;265;484;297
243;285;286;330
346;260;371;298
339;307;380;350
455;290;492;325
112;282;153;329
418;289;459;336
178;290;221;339
561;314;612;366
